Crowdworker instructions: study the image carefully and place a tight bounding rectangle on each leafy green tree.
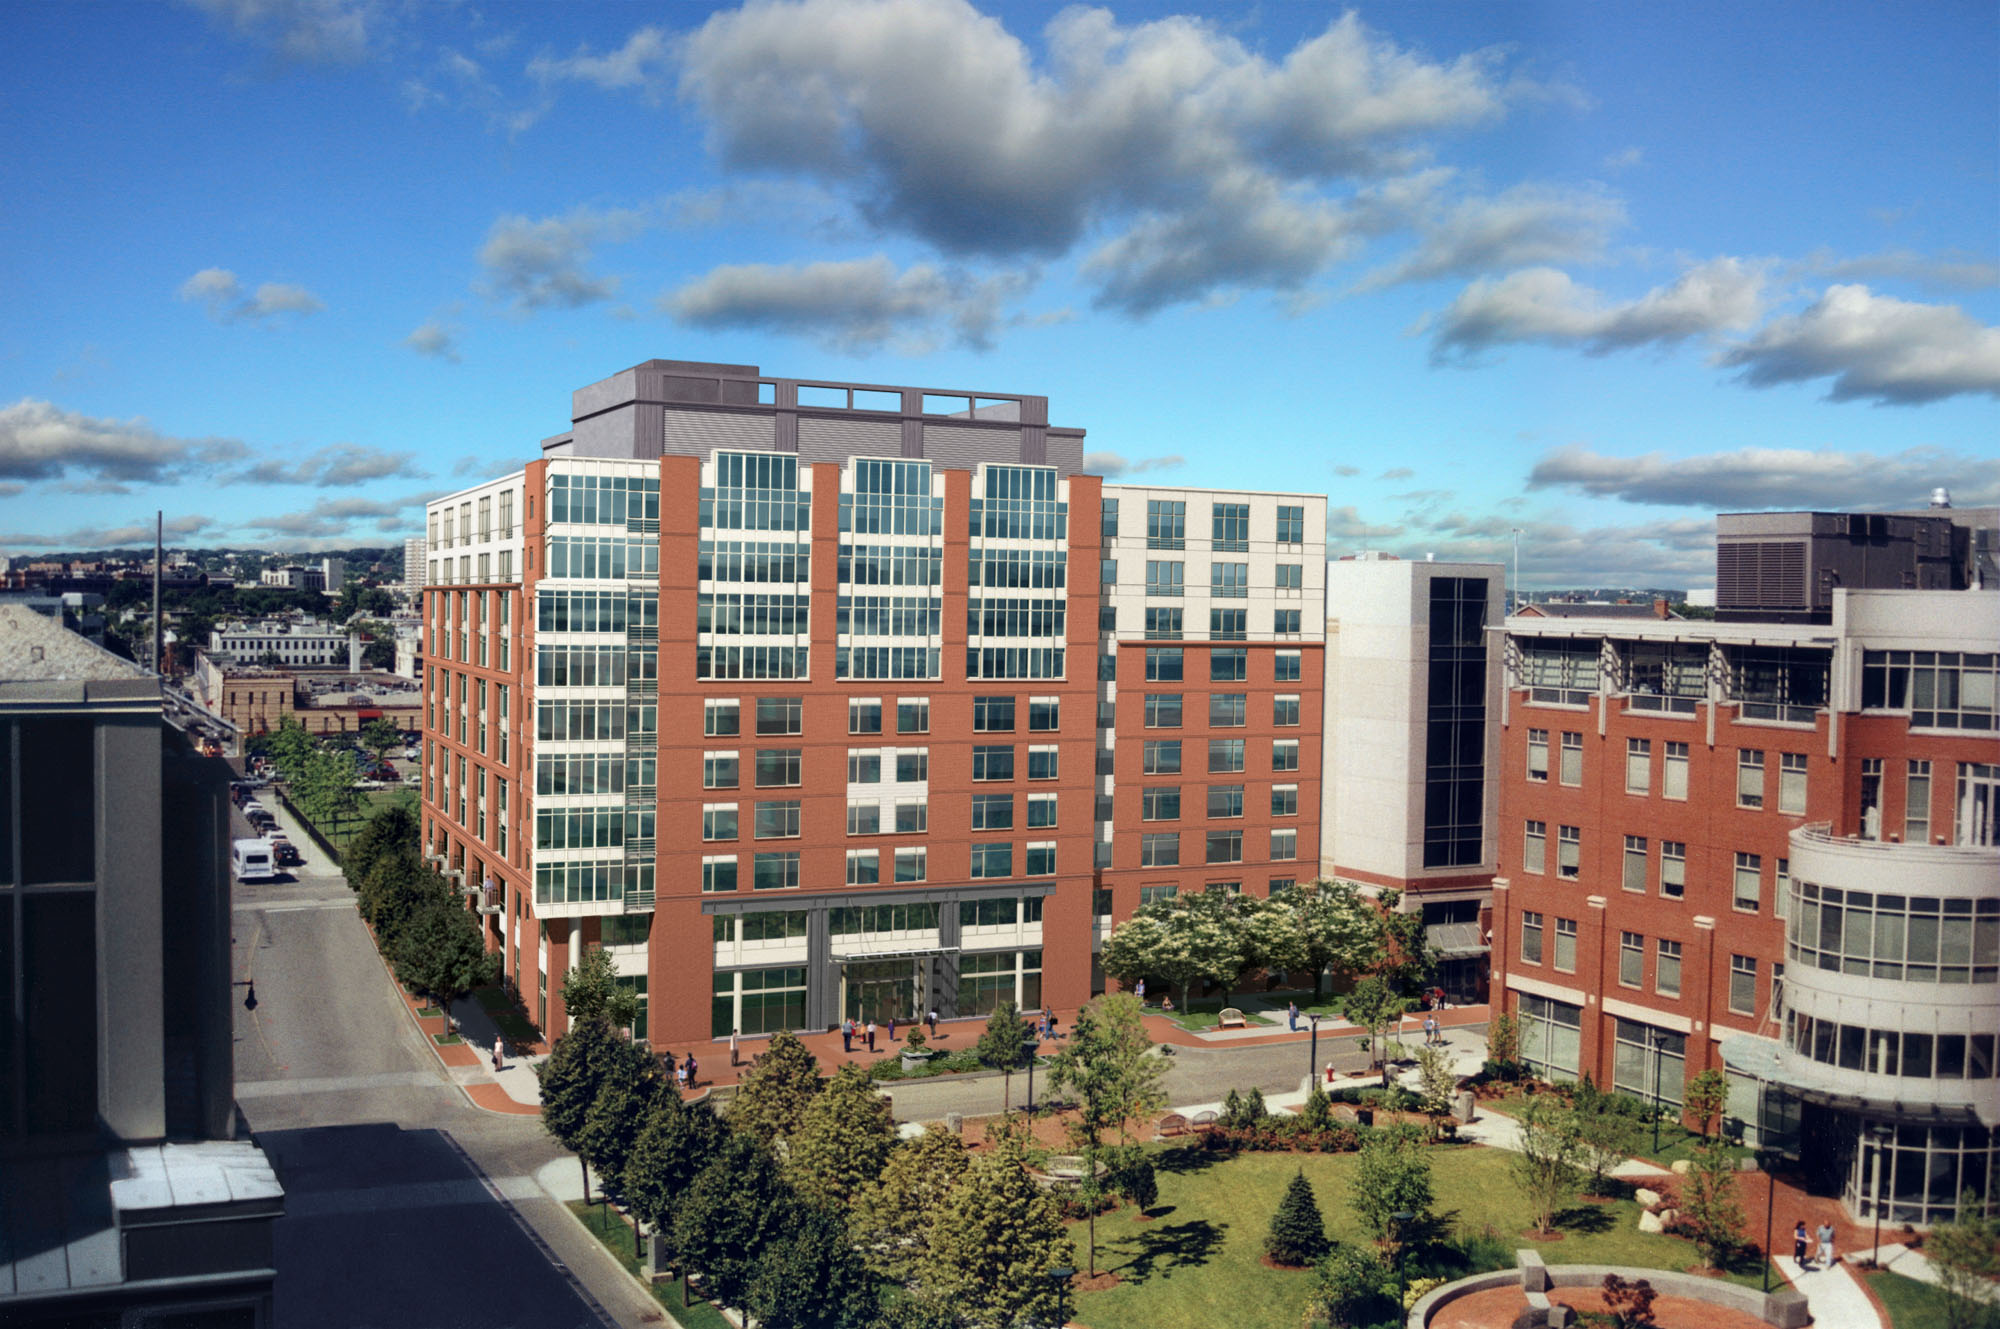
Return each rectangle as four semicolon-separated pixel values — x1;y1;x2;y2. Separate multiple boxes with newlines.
256;650;285;668
389;900;497;1017
344;802;418;893
1313;1244;1396;1328
359;716;403;764
359;854;454;946
1486;1010;1522;1078
561;945;640;1031
1348;1128;1435;1242
850;1126;970;1281
1576;1098;1640;1197
1299;1080;1333;1133
1927;1192;2000;1329
1266;1169;1330;1266
1098;891;1255;1011
974;999;1031;1112
745;1205;878;1329
1078;992;1167;1146
1678;1070;1743;1269
1510;1095;1583;1236
579;1034;667;1244
266;714;313;777
1046;998;1148;1275
1340;976;1415;1085
624;1093;728;1290
1372;887;1437;990
1416;1044;1459;1142
672;1132;800;1316
785;1064;898;1212
1112;1147;1158;1214
538;1017;617;1203
917;1126;1074;1329
1685;1068;1728;1138
727;1028;823;1148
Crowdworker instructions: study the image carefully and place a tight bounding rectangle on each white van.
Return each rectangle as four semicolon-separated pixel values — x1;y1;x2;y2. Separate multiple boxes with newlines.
232;837;277;883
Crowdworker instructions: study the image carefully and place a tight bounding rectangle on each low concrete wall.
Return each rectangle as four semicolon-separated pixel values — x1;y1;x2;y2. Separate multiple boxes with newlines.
1410;1260;1810;1329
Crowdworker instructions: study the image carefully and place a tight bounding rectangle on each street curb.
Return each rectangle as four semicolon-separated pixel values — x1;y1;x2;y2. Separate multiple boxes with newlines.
555;1199;692;1329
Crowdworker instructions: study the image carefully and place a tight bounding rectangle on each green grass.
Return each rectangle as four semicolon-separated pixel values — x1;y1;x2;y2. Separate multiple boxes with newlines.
566;1199;734;1329
1150;996;1279;1031
865;1048;990;1080
433;1032;463;1045
1866;1268;1962;1329
1483;1092;1755;1167
1070;1145;1772;1329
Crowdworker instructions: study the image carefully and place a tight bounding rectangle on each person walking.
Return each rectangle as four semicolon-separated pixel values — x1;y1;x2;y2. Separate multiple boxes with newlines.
492;1039;505;1073
927;1008;938;1037
1423;1013;1439;1046
729;1028;741;1067
1135;978;1145;1003
1815;1220;1836;1268
676;1058;689;1090
1792;1220;1809;1266
842;1018;853;1053
684;1053;698;1089
662;1051;678;1082
887;1014;897;1043
866;1019;877;1052
1287;1000;1299;1031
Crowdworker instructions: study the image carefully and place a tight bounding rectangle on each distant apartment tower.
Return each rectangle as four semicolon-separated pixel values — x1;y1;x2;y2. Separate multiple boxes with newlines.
420;360;1326;1045
0;604;280;1325
1320;554;1504;1002
403;537;427;592
1491;513;1999;1225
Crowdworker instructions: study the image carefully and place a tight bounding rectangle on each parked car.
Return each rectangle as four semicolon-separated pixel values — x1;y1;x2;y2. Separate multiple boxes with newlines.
272;841;303;868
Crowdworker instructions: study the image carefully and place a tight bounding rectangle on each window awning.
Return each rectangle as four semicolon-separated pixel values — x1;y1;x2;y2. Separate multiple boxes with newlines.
833;946;961;964
1425;921;1487;958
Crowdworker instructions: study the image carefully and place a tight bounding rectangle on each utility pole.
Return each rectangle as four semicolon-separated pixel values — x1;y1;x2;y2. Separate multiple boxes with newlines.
152;510;164;676
1510;527;1523;615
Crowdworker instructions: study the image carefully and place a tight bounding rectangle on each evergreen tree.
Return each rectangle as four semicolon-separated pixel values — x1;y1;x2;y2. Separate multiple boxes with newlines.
1347;1127;1435;1241
917;1127;1074;1328
1299;1080;1333;1133
1244;1086;1268;1121
727;1028;824;1148
745;1205;878;1329
672;1133;800;1315
973;999;1030;1112
561;944;639;1031
389;901;497;1018
537;1017;616;1202
786;1064;898;1212
1265;1169;1330;1266
850;1127;971;1281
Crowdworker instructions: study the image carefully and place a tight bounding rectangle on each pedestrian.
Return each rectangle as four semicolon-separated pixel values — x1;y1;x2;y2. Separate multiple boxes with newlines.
662;1050;677;1081
1792;1220;1808;1266
927;1008;938;1037
1044;1006;1055;1039
677;1058;689;1089
1135;978;1145;1003
1816;1221;1835;1268
729;1027;741;1067
887;1014;897;1042
1424;1014;1439;1046
866;1019;877;1052
842;1018;853;1053
492;1039;504;1073
1048;1011;1059;1040
684;1054;698;1088
1287;1000;1299;1031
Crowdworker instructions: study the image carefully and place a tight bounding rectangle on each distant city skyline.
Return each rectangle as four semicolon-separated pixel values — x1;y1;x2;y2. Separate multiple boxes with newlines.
2;0;1995;586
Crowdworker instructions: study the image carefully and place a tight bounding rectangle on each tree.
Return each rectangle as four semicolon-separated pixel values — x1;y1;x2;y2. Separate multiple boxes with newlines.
1685;1068;1728;1138
1678;1071;1743;1269
1348;1127;1436;1243
344;801;418;893
850;1126;971;1281
389;901;497;1019
358;854;453;945
1046;998;1145;1275
623;1092;728;1281
1081;992;1168;1146
1098;890;1266;1011
1339;977;1414;1085
785;1064;897;1212
1112;1147;1158;1214
359;716;403;765
1299;1080;1333;1133
537;1017;617;1204
745;1205;878;1329
1268;879;1387;999
973;999;1030;1112
256;650;285;668
1313;1244;1396;1329
727;1029;823;1148
561;945;639;1031
579;1035;667;1245
1510;1095;1583;1236
917;1126;1074;1329
1372;887;1437;990
1927;1192;2000;1329
1416;1044;1458;1142
1576;1097;1640;1198
1266;1169;1330;1266
266;714;314;777
1486;1010;1523;1079
672;1133;801;1315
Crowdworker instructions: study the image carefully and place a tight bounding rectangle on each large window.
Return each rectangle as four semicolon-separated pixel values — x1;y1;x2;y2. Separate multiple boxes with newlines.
1789;880;1999;983
1206;784;1244;818
1144;694;1182;728
1212;502;1249;550
755;749;802;787
1557;824;1580;879
1779;752;1808;815
1663;741;1689;800
1141;833;1179;867
754;800;801;838
713;966;806;1038
1143;740;1181;774
1146;500;1186;549
1559;732;1583;786
1145;560;1184;597
1207;739;1245;773
1210;648;1248;682
1553;917;1578;972
1276;504;1305;544
958;950;1041;1017
752;851;800;889
1205;830;1243;864
1622;836;1647;893
1624;640;1707;713
1727;645;1829;723
1523;820;1546;874
1145;648;1183;681
1272;739;1300;772
1626;739;1651;794
756;696;804;735
1661;841;1686;898
1518;992;1581;1082
1211;563;1249;598
1733;852;1762;912
973;745;1015;781
972;794;1014;831
1209;693;1247;727
1527;729;1549;781
1729;955;1758;1015
1521;910;1544;964
1656;939;1682;997
1863;651;1999;731
1518;638;1599;706
1737;749;1765;808
1142;787;1180;821
1613;1019;1686;1109
1144;607;1183;639
1619;932;1644;987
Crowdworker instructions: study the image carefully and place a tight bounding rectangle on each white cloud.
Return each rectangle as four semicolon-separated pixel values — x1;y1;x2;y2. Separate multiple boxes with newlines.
242;495;428;539
178;268;325;323
1363;509;1718;589
227;443;424;488
661;255;1031;351
478;208;645;311
0;514;219;554
675;1;1543;311
0;399;248;486
187;0;375;65
1527;442;2000;510
1803;247;2000;293
528;26;672;98
1715;284;2000;406
1427;258;1768;361
1083;451;1185;478
404;320;462;362
1602;146;1643;170
1356;183;1625;290
1325;504;1405;542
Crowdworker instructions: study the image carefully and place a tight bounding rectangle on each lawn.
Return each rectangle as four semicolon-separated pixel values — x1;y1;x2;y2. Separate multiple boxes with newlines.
1070;1144;1771;1329
566;1199;733;1329
1865;1268;1961;1329
1483;1091;1755;1168
1150;996;1279;1031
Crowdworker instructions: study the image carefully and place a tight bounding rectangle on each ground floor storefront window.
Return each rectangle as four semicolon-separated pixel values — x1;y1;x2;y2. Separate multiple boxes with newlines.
1517;992;1580;1082
957;949;1042;1016
1850;1119;1995;1225
713;966;806;1038
1612;1018;1687;1110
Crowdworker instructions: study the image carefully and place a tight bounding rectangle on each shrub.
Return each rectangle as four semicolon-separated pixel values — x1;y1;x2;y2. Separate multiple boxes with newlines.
1300;1081;1333;1132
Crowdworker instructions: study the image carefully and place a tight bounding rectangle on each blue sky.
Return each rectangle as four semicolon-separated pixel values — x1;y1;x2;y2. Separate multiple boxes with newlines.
2;0;1995;587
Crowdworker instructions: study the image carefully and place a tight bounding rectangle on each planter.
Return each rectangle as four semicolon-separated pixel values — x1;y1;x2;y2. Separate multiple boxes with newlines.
901;1050;935;1072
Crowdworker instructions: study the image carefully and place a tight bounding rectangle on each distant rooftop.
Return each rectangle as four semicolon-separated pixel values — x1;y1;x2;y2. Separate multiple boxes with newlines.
0;602;154;684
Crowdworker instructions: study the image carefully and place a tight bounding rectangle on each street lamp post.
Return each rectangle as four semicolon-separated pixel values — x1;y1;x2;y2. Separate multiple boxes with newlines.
1308;1014;1319;1085
1867;1122;1896;1268
1392;1211;1416;1309
1024;1038;1039;1111
1759;1150;1778;1292
1649;1032;1668;1158
1047;1266;1074;1328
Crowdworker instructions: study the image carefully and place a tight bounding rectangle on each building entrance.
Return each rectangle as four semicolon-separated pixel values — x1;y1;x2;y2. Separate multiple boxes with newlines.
842;959;916;1025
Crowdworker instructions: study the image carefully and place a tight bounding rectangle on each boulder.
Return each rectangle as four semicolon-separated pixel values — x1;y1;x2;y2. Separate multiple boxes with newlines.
1670;1159;1693;1176
1657;1208;1678;1226
1638;1210;1666;1234
1635;1187;1663;1208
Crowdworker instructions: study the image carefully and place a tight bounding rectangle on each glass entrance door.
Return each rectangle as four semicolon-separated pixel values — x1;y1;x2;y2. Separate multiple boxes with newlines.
843;959;915;1024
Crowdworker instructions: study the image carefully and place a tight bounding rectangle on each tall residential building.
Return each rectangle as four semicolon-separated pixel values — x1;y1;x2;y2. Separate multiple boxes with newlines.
421;360;1325;1046
0;604;281;1326
1320;554;1504;1002
403;537;427;592
1491;511;1999;1225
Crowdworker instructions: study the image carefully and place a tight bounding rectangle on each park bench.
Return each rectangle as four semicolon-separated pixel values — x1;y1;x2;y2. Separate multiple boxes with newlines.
1217;1007;1247;1028
1190;1110;1218;1131
1153;1112;1190;1140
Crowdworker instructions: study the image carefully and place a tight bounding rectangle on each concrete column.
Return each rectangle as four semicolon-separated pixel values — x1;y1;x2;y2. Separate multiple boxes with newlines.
99;712;165;1141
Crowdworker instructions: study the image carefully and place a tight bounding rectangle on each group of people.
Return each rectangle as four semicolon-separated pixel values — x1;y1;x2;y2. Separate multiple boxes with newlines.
840;1008;943;1053
1791;1220;1840;1269
660;1049;699;1090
